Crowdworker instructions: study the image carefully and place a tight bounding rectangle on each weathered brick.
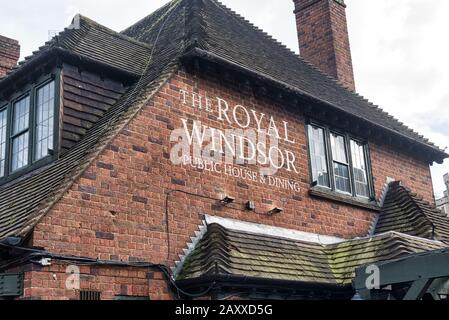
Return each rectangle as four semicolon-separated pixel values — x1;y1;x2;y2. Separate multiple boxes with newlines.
171;178;186;187
293;0;355;90
0;35;20;78
132;145;148;153
79;186;97;194
95;231;114;240
26;66;434;301
97;162;114;170
132;195;148;204
81;172;97;181
149;137;163;145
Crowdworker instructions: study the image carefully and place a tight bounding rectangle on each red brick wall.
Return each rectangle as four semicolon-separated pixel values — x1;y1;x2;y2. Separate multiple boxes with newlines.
293;0;355;91
15;263;170;300
0;35;20;78
370;142;435;205
27;68;433;299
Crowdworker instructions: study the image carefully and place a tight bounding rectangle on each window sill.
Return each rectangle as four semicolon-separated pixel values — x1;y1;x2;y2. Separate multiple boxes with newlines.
309;187;380;212
0;155;56;189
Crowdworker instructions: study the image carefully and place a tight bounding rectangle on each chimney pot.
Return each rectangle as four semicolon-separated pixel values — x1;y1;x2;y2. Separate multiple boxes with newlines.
0;35;20;78
293;0;355;91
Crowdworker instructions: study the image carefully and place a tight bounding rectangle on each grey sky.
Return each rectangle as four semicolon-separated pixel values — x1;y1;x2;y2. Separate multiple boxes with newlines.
1;0;448;197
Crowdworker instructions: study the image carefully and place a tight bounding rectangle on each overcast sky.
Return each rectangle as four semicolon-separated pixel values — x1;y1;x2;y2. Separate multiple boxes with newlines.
1;0;448;197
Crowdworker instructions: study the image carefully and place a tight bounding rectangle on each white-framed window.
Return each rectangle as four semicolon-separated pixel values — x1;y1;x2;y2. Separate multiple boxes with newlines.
307;123;373;200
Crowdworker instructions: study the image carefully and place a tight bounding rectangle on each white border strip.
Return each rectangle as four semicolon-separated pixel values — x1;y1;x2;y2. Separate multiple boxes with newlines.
205;215;344;245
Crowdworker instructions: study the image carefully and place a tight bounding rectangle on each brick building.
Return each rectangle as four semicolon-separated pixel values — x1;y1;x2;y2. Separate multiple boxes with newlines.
0;0;448;300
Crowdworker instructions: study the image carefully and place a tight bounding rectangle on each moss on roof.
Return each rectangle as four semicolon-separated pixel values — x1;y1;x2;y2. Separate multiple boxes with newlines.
177;223;446;286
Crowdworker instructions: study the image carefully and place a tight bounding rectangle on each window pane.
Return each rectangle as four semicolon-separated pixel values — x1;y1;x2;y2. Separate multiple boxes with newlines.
11;96;30;172
307;125;330;187
0;109;7;177
330;133;348;164
351;140;370;198
334;162;351;193
12;132;29;171
330;133;351;193
35;81;55;160
13;96;30;134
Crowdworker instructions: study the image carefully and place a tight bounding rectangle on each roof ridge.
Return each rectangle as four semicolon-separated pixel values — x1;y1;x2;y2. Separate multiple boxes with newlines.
1;14;152;83
204;214;343;245
208;0;381;102
183;0;207;52
327;230;444;249
392;183;437;238
120;0;184;45
120;0;181;34
202;0;445;156
210;0;301;58
76;14;152;50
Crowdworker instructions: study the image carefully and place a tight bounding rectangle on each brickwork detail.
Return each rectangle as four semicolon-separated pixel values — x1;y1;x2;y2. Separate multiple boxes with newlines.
293;0;355;91
0;35;20;78
22;68;433;299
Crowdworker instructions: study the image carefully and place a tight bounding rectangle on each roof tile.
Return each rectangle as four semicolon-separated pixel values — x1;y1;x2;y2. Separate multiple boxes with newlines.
176;223;446;285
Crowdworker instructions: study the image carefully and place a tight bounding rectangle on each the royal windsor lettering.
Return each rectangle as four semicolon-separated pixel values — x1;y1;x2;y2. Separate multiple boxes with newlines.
170;90;301;192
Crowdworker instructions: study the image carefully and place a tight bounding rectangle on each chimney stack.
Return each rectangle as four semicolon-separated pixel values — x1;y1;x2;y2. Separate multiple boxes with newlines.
0;35;20;78
293;0;355;91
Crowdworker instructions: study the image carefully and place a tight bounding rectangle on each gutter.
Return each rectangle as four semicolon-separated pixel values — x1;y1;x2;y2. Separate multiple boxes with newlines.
176;274;354;298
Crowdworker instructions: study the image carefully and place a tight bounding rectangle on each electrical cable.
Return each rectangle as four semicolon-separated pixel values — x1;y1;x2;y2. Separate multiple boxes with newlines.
164;188;275;266
0;243;215;298
0;0;217;301
1;0;281;300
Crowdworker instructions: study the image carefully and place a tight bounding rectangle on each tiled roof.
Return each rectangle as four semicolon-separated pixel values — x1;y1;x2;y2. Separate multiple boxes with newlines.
122;0;446;159
180;0;446;160
176;223;446;286
0;15;151;83
0;0;447;241
0;0;185;240
58;15;152;75
375;181;449;243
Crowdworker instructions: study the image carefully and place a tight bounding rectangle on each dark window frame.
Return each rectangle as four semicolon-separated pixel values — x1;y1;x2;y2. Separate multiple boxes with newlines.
0;105;8;178
33;78;57;162
306;120;375;201
0;69;61;185
329;131;353;196
10;92;31;173
307;124;331;190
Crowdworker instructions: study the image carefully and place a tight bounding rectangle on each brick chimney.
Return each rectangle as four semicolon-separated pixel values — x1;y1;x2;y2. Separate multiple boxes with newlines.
0;35;20;78
293;0;355;91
